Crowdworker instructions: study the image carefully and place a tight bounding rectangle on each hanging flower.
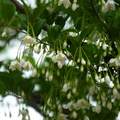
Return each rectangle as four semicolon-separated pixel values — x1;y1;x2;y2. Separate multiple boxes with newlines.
76;98;90;110
58;0;71;9
66;101;77;111
92;104;101;113
9;60;21;71
22;61;33;70
102;0;119;13
22;35;36;47
109;58;120;67
52;53;67;68
62;83;71;92
72;3;77;11
57;113;68;120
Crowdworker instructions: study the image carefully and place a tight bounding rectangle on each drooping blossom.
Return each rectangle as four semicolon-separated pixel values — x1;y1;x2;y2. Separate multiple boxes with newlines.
57;113;68;120
52;53;67;69
22;61;33;70
58;0;71;9
76;98;90;110
92;104;101;113
62;83;71;92
102;0;119;13
109;58;120;67
66;101;77;111
22;35;36;47
9;60;21;71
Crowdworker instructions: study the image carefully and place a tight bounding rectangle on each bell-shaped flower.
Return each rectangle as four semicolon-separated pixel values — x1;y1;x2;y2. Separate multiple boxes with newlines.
92;104;101;113
22;61;33;70
62;83;71;92
58;0;71;9
66;101;77;111
9;60;21;71
109;58;120;67
76;98;90;110
57;113;68;120
102;0;119;13
53;53;67;68
22;35;36;47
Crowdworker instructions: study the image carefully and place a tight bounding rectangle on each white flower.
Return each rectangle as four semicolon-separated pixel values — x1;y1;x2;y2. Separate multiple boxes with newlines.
89;84;97;95
53;53;67;68
58;0;71;9
72;3;77;11
109;58;120;67
92;104;101;113
66;101;76;111
76;99;90;110
9;60;21;71
22;61;33;70
22;35;36;46
32;69;37;77
57;113;68;120
62;83;71;92
102;0;119;13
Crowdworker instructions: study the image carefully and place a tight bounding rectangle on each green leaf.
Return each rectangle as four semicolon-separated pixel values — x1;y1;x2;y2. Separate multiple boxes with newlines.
0;0;16;22
33;19;46;36
32;3;51;24
79;25;94;41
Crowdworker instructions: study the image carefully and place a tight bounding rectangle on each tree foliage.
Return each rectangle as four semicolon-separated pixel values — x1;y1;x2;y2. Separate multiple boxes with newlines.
0;0;120;119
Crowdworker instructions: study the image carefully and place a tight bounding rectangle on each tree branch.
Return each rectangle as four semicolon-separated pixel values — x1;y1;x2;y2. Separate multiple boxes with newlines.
10;0;49;31
90;0;110;34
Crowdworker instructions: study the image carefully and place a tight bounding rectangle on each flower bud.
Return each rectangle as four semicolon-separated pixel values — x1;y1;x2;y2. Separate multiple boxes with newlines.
107;102;112;110
49;75;53;81
81;58;86;65
32;69;37;77
2;31;7;37
113;88;118;96
72;3;77;11
67;92;71;99
72;111;77;118
63;41;67;49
